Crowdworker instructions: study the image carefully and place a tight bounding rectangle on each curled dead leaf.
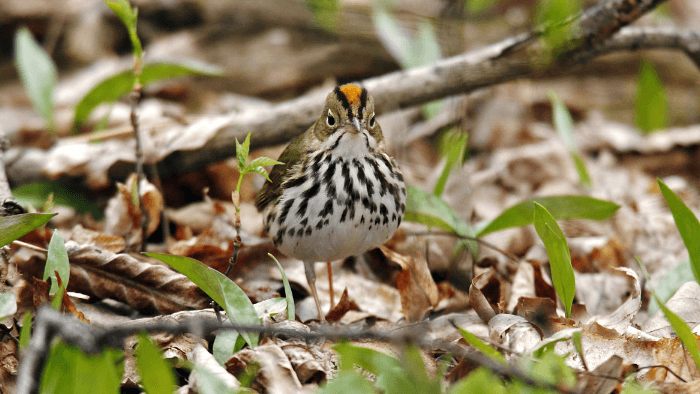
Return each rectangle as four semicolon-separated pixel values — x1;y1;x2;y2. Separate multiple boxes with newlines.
325;288;359;324
225;344;303;393
65;241;210;314
378;245;438;323
469;269;503;323
104;174;163;248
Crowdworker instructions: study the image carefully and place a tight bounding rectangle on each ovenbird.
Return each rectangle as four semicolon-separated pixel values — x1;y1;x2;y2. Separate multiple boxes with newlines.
255;84;407;321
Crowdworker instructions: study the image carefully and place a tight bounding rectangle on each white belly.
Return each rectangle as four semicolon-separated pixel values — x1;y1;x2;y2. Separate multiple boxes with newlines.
264;151;406;263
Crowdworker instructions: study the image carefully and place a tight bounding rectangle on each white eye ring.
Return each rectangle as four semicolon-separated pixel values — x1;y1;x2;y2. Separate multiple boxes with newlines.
326;110;336;127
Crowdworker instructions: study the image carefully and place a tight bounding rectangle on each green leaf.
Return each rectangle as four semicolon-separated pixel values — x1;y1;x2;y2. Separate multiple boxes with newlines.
236;132;251;171
478;195;619;237
528;351;576;388
105;0;142;60
73;61;223;128
635;257;700;372
372;5;443;119
530;327;579;359
434;129;468;197
399;345;441;394
655;295;700;371
334;342;413;393
14;27;57;131
243;166;273;182
136;333;177;394
535;0;582;58
465;0;503;14
305;0;340;31
571;330;584;368
244;157;283;183
455;326;506;365
144;253;259;347
50;282;66;311
193;364;239;394
635;60;667;134
410;21;442;69
19;311;31;349
533;202;575;317
657;179;700;284
13;182;102;219
548;90;591;189
0;293;16;321
450;367;505;394
372;6;412;69
0;213;56;248
39;342;123;394
648;259;692;314
248;157;284;169
212;330;242;365
318;370;377;394
571;153;592;188
213;297;286;364
620;375;662;394
269;254;295;320
404;185;478;256
44;230;70;294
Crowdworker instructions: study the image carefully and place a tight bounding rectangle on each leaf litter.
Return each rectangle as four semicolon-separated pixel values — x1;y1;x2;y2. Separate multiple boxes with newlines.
3;2;700;392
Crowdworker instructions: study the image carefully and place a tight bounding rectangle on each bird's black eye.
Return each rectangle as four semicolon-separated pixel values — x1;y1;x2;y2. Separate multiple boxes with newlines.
369;115;376;128
326;110;336;127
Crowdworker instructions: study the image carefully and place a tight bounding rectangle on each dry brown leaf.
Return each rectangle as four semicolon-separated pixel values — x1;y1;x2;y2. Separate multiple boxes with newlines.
0;340;17;393
591;268;641;334
280;343;328;384
642;281;700;338
488;314;542;354
469;269;502;323
64;241;210;314
123;328;207;388
378;245;438;322
641;336;700;383
434;281;470;314
225;344;303;394
506;261;537;312
69;225;126;254
104;174;163;248
186;344;240;391
30;278;50;309
325;288;360;324
513;297;558;337
575;355;624;394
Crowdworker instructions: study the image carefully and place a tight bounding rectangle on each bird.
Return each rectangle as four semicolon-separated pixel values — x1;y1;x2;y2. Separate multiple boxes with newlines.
255;84;407;321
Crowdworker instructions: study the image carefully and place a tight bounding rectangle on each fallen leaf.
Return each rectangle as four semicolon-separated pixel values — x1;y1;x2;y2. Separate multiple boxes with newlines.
325;288;360;324
65;241;211;314
379;245;438;322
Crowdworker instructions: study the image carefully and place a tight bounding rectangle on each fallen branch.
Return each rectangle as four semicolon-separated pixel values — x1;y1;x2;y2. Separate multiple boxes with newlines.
16;305;580;394
7;0;694;189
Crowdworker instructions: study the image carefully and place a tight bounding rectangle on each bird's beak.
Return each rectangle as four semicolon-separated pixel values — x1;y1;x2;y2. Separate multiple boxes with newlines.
351;117;362;133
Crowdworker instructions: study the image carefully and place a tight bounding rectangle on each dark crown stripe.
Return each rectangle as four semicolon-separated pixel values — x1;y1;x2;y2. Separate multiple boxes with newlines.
334;86;353;119
359;88;368;119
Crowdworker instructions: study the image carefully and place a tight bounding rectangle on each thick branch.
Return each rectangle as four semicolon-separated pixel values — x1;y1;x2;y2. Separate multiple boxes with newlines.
7;0;693;188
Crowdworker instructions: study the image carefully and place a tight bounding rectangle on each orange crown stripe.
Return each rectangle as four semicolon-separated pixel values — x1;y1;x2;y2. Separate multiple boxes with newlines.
339;84;363;106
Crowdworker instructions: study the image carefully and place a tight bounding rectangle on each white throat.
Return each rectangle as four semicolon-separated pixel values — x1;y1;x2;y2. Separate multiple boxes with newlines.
323;130;376;157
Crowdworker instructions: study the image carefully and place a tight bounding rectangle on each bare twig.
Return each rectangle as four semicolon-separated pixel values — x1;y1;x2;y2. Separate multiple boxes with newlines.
17;305;580;394
130;85;149;252
636;365;687;383
594;26;700;68
226;191;242;277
